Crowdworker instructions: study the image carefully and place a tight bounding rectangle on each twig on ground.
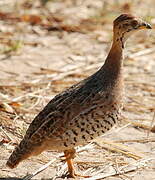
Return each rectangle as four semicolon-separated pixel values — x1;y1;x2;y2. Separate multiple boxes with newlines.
127;47;155;58
114;137;155;143
123;116;152;131
94;138;143;160
23;157;58;180
83;157;154;180
150;112;155;133
0;126;15;142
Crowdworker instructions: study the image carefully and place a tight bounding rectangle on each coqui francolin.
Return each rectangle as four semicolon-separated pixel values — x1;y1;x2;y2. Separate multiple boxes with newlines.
6;14;152;178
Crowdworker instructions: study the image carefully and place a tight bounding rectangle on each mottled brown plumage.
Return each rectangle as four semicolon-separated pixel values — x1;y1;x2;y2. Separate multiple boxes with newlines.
6;14;151;177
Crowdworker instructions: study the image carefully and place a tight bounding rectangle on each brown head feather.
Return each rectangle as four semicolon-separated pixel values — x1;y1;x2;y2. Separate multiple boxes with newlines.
114;14;135;26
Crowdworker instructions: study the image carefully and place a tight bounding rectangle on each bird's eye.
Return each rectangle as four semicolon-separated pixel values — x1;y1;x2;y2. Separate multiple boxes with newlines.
131;20;138;27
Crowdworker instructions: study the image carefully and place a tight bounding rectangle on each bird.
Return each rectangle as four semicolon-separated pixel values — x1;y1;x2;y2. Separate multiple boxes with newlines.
6;14;151;178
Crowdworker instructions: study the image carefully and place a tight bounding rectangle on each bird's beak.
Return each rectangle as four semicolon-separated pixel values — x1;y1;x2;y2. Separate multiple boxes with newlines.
139;22;152;29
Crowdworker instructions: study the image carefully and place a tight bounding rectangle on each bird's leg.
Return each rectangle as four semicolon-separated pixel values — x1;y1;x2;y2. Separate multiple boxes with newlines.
64;148;90;178
64;148;76;178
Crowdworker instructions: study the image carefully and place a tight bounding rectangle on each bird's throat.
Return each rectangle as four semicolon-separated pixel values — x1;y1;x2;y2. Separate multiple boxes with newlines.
104;41;123;72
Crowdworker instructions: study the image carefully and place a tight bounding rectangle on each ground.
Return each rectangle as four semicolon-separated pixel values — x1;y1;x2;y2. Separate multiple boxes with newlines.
0;0;155;179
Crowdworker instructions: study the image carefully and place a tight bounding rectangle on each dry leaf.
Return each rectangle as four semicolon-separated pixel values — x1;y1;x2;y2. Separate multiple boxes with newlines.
0;138;10;144
21;14;42;25
0;102;14;113
9;102;21;107
151;126;155;133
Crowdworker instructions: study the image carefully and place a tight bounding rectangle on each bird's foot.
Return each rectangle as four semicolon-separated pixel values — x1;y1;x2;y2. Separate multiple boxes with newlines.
63;149;90;178
67;171;90;178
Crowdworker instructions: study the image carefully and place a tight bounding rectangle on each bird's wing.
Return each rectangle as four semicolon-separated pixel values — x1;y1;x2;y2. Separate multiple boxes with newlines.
23;80;82;140
23;72;105;143
29;85;104;145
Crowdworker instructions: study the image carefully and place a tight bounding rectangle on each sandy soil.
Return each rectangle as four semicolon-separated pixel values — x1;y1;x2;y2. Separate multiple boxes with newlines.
0;0;155;179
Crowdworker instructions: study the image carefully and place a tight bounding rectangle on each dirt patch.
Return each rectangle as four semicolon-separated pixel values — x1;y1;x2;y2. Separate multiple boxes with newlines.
0;0;155;179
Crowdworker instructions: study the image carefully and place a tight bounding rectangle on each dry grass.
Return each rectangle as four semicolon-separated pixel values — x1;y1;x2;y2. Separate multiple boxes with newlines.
0;0;155;179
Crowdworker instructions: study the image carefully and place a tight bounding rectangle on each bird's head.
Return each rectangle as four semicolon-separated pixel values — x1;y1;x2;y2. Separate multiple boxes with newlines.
113;14;152;48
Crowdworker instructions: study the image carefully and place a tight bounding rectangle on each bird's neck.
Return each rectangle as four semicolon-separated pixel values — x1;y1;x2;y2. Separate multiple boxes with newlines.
99;38;124;93
104;39;123;72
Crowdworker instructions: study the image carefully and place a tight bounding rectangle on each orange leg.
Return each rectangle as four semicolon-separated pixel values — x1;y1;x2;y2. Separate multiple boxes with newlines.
66;158;76;178
64;148;90;178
